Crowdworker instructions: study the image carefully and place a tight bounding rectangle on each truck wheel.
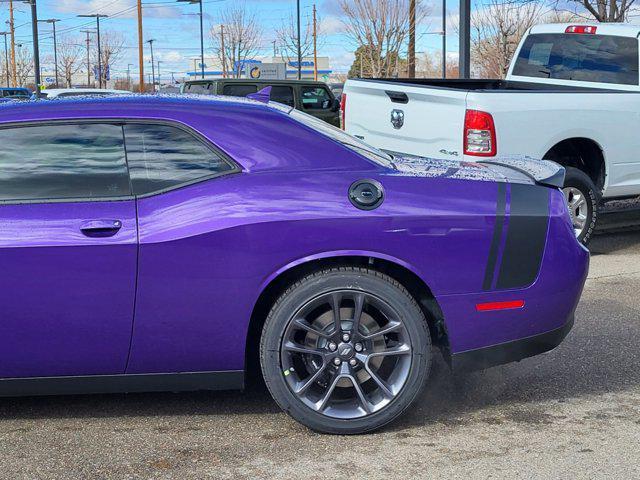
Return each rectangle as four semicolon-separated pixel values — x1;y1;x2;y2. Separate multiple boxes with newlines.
562;167;598;245
260;266;431;434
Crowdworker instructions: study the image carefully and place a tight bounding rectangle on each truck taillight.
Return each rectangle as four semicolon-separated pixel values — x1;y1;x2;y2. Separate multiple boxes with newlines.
565;25;597;34
340;93;347;130
464;109;496;157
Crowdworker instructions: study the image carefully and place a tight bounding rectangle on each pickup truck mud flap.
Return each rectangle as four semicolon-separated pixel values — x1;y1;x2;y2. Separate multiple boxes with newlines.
483;183;549;291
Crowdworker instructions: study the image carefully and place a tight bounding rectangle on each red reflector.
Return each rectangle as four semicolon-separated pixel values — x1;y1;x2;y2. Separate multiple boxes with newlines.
565;25;597;34
476;300;525;312
340;93;347;130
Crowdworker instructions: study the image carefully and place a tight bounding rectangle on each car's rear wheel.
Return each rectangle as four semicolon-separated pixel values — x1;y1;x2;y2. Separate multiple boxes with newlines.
260;266;431;434
562;167;598;245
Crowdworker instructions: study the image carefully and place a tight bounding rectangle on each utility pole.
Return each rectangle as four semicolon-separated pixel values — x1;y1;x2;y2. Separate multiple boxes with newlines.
39;19;60;87
459;0;470;78
157;60;162;88
81;30;93;87
137;0;144;92
146;39;156;92
312;4;318;81
25;0;42;97
408;0;416;78
220;25;227;78
0;33;9;87
0;33;8;87
127;63;133;90
78;14;108;88
272;40;276;58
442;0;447;78
8;0;17;86
296;0;302;80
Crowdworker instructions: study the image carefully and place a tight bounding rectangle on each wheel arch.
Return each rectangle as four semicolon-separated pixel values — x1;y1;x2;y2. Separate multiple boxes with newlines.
244;253;449;386
542;137;606;192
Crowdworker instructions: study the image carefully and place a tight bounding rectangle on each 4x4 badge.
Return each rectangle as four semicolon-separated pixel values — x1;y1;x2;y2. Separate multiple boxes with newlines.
391;109;404;129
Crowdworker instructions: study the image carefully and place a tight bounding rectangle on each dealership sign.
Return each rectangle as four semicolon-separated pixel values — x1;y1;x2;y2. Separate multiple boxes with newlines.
243;63;286;80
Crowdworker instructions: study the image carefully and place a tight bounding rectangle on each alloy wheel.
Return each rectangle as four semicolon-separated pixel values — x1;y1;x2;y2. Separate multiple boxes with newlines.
280;290;413;419
563;186;588;237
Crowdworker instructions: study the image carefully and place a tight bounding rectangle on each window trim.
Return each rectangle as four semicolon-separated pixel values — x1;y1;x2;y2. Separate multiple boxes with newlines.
0;118;242;205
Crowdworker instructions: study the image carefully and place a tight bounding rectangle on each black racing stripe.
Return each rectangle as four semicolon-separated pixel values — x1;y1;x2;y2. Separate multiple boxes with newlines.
482;182;506;291
496;184;549;290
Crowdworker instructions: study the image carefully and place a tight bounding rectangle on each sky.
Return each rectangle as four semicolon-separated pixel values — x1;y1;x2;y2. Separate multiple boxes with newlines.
0;0;459;80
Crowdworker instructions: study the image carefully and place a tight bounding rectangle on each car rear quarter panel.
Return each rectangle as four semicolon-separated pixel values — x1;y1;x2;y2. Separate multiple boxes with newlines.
127;169;501;374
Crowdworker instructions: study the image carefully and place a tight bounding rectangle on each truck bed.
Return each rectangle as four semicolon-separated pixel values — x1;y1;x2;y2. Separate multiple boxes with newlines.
363;78;616;93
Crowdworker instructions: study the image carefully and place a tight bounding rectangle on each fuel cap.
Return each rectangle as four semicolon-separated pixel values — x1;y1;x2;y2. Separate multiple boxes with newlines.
349;179;384;210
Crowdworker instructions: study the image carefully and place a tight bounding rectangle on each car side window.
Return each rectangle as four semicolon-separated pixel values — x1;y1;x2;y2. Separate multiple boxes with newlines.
269;86;295;107
0;123;130;202
301;86;332;110
124;123;235;195
222;84;258;97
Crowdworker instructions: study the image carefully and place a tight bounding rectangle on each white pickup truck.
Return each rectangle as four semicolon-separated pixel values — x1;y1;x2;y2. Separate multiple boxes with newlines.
343;23;640;243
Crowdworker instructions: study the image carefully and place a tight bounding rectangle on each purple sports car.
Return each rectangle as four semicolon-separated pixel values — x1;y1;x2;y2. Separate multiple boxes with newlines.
0;95;588;434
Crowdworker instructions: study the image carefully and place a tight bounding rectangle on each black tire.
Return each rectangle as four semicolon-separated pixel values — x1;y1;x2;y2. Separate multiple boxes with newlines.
563;166;599;245
259;266;431;434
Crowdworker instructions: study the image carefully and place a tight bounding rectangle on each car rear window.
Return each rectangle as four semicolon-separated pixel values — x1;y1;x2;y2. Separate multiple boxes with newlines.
222;84;258;97
512;33;639;85
290;110;395;169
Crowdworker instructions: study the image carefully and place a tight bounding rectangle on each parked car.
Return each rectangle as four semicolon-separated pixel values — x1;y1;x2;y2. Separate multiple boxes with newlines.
0;87;31;102
343;22;640;244
181;78;340;126
38;88;131;99
0;96;588;434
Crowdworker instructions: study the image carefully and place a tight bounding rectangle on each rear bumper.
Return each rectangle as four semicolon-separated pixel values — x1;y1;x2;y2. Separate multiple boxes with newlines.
450;314;574;372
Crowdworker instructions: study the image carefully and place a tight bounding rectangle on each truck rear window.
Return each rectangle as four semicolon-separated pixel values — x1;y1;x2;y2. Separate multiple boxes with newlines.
512;33;639;85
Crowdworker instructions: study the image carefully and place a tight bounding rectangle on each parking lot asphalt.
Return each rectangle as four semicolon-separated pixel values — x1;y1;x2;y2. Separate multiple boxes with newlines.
1;228;639;479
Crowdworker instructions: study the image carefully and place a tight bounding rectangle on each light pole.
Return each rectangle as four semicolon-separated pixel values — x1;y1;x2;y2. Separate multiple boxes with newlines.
146;39;156;92
78;13;108;88
22;0;41;97
296;0;302;80
38;19;60;87
177;0;205;79
0;32;9;87
157;60;162;89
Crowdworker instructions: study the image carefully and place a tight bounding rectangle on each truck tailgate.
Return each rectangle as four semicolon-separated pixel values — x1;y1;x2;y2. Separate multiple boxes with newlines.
344;79;467;158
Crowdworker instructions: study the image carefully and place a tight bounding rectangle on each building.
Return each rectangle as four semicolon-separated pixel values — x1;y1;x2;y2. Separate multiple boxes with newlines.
185;56;332;81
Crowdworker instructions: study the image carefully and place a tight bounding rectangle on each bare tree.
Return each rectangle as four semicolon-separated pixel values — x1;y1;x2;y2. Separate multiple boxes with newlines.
275;10;320;63
15;46;33;87
340;0;427;77
211;6;263;78
470;0;544;78
57;36;83;87
97;31;125;87
564;0;635;21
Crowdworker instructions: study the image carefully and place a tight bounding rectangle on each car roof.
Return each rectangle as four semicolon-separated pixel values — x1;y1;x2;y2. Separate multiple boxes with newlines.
529;23;640;38
0;93;293;122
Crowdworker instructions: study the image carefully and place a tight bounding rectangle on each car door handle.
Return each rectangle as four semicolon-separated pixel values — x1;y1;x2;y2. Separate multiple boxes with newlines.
80;219;123;238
